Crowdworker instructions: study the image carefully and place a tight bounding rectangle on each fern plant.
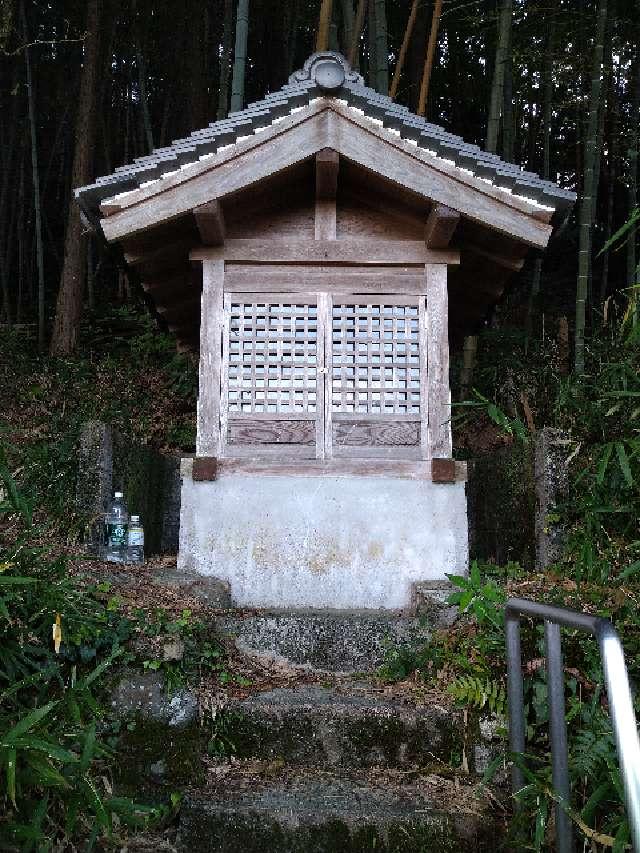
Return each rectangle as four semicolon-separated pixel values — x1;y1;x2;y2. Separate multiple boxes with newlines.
447;674;507;716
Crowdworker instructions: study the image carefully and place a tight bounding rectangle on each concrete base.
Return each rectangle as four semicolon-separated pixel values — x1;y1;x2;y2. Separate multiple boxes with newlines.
178;459;468;610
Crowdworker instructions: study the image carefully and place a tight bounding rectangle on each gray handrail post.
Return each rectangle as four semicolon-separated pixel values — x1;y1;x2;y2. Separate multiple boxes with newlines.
544;620;573;853
505;597;640;853
597;621;640;853
505;610;525;796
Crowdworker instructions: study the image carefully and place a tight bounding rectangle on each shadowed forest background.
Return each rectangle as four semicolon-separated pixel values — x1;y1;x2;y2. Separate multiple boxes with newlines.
0;0;638;359
2;1;640;851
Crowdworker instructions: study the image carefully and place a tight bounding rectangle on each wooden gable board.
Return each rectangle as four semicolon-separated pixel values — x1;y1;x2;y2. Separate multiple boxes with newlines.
101;103;552;249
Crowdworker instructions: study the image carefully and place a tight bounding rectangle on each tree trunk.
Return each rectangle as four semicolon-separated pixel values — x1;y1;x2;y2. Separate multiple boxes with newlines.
417;0;443;117
626;1;640;289
575;0;607;374
526;27;554;339
372;0;388;95
502;22;514;161
348;0;366;68
21;0;46;350
230;0;250;113
340;0;354;57
389;0;419;100
485;0;513;154
50;0;102;356
217;0;234;119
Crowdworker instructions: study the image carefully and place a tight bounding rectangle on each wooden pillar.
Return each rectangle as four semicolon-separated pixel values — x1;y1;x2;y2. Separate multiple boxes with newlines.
196;259;225;456
425;263;452;459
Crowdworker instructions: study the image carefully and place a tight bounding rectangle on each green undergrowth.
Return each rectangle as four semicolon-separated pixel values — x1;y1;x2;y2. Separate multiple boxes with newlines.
0;306;197;537
0;449;239;850
382;301;640;851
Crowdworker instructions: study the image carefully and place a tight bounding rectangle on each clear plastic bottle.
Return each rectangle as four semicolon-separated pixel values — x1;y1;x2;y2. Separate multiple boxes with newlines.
105;492;129;563
127;515;145;564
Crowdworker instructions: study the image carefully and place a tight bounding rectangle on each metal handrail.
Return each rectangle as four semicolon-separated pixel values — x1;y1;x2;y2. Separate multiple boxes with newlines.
505;597;640;853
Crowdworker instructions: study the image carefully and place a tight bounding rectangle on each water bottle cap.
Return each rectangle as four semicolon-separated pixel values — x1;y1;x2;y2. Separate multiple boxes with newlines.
114;491;123;498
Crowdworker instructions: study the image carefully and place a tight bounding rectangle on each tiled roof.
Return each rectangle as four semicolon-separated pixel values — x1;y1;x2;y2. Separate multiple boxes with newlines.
77;52;576;222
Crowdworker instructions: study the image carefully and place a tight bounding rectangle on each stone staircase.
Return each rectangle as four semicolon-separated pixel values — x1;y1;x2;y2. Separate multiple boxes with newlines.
105;567;499;851
173;609;498;852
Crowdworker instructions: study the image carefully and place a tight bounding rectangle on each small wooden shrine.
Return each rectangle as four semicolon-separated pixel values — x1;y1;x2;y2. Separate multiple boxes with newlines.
77;52;574;610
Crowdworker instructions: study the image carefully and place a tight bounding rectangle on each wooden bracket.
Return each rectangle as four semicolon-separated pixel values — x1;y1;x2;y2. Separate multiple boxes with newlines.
424;204;460;249
194;199;225;246
192;456;219;482
431;458;456;484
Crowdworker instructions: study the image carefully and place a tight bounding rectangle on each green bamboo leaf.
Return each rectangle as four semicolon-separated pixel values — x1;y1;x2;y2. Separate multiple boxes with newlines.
616;442;633;487
597;444;614;485
0;577;37;585
80;722;96;772
599;207;640;255
9;737;78;764
613;821;630;853
620;561;640;581
5;747;16;806
5;701;58;743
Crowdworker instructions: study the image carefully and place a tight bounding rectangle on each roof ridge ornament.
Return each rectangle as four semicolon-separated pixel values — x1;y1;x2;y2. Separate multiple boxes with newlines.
288;51;364;91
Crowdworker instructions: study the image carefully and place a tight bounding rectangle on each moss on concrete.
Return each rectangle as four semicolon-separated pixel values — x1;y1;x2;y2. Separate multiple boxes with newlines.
178;810;473;852
114;716;205;797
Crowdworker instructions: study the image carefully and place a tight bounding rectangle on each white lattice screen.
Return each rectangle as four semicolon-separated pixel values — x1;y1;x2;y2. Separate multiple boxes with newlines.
331;301;421;415
227;300;318;415
222;293;425;458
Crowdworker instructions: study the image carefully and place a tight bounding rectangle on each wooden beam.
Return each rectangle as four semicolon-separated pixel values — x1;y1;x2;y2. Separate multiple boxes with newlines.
224;266;425;293
124;237;196;268
196;260;224;457
425;264;452;459
316;148;339;200
424;204;460;249
465;243;525;271
194;199;225;246
190;239;459;266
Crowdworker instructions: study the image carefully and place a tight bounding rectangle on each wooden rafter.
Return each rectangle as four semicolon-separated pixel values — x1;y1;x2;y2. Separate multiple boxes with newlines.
424;204;460;249
194;199;225;245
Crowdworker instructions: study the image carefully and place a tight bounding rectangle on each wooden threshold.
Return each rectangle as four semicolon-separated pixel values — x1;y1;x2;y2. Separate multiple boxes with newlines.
186;457;467;481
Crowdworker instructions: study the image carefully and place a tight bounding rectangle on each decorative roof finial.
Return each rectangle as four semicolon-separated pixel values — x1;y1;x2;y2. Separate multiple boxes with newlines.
288;51;364;91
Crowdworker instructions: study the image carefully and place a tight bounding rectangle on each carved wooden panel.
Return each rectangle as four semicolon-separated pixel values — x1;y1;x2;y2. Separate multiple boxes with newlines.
228;417;315;445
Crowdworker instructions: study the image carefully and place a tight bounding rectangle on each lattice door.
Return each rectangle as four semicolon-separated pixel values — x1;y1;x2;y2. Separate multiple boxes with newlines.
221;294;324;458
328;296;426;459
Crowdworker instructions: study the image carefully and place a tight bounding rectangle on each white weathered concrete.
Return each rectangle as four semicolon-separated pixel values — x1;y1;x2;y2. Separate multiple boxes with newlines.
178;459;468;610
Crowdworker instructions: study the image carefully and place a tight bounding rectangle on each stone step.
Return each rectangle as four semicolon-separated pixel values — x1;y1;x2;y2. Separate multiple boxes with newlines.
176;767;494;852
222;684;467;771
217;610;430;673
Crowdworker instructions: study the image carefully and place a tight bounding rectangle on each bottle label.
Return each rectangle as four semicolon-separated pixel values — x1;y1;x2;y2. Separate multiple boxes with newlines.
107;523;127;546
128;528;144;546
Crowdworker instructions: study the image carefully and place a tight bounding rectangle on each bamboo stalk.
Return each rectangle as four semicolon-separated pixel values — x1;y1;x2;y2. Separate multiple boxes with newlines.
230;0;250;113
316;0;334;52
575;0;608;374
417;0;443;117
389;0;419;100
348;0;366;67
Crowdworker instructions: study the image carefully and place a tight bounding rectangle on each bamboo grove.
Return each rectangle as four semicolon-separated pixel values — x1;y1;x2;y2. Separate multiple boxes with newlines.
0;0;639;367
